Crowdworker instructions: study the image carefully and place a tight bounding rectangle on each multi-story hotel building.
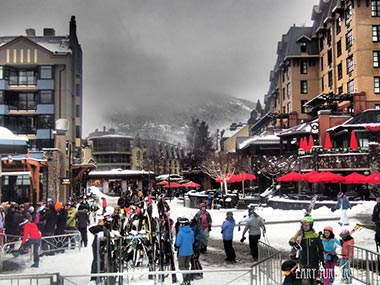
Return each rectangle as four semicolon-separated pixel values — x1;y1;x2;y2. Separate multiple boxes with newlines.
0;16;83;203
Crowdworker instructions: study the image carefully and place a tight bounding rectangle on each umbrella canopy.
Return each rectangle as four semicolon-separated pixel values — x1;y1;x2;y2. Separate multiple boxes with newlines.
350;130;358;150
308;171;344;184
181;181;201;188
366;172;380;184
307;134;314;151
239;172;256;181
163;182;182;188
299;137;307;151
277;171;304;182
343;172;368;184
215;173;242;183
156;180;168;185
324;132;332;150
302;171;319;181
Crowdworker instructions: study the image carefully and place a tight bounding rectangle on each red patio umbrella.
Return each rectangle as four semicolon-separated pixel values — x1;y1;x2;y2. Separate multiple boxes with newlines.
163;182;182;188
239;172;257;181
307;134;314;151
302;171;319;182
156;180;168;185
343;172;368;184
324;132;332;150
215;173;242;183
277;171;304;182
308;171;344;184
299;137;307;151
366;172;380;184
181;181;201;188
349;130;358;150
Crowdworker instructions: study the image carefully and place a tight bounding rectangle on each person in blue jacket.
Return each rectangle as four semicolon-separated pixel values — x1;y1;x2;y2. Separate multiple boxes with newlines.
333;191;352;226
321;226;340;285
221;211;236;262
175;217;195;285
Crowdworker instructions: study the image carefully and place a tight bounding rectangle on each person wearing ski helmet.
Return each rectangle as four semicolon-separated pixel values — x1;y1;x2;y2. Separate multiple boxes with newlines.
339;229;354;283
281;259;302;285
289;215;324;285
322;226;340;285
175;217;194;285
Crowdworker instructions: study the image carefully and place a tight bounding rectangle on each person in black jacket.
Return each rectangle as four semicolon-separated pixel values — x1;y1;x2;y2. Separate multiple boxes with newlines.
372;196;380;248
76;204;90;247
41;202;57;255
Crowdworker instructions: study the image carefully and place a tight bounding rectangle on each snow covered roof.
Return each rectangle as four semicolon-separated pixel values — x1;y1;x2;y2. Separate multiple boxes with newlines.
238;133;280;150
88;168;154;177
0;127;28;144
89;134;134;140
0;36;71;54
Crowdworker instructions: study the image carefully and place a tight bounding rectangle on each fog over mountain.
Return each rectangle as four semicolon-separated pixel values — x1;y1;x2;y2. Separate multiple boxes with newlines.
107;93;255;146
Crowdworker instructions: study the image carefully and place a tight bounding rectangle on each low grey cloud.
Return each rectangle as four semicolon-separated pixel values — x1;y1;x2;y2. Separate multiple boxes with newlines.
0;0;316;135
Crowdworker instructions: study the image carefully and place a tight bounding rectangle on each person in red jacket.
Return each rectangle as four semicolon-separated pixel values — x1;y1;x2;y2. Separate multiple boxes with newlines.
14;219;42;267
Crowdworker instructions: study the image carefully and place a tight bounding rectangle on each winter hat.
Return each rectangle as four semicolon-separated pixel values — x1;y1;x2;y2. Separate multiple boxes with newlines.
340;229;350;239
226;211;235;222
281;259;298;276
28;206;34;213
54;202;63;211
226;211;233;217
324;226;333;233
178;217;190;226
300;216;314;227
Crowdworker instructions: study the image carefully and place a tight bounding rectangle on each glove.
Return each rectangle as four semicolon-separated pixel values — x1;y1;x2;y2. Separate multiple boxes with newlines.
240;236;246;243
208;226;212;232
331;207;336;212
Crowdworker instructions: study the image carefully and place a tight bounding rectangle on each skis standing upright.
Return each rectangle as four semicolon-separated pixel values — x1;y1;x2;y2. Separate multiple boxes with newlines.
305;194;318;216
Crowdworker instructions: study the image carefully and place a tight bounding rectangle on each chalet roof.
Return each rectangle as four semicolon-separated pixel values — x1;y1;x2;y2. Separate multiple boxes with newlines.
238;132;280;150
327;109;380;133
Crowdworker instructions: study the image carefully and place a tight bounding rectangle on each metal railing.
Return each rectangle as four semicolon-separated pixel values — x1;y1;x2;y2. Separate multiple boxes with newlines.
0;231;81;272
0;272;63;285
350;244;380;284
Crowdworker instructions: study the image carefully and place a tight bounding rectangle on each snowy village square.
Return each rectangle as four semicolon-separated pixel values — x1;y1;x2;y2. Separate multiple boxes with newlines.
3;0;380;285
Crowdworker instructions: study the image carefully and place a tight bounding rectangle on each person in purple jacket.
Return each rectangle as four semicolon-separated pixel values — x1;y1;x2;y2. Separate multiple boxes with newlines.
221;211;236;262
175;217;195;285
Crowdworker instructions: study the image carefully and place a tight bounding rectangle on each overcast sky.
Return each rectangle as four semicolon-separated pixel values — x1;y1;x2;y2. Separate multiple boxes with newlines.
0;0;316;136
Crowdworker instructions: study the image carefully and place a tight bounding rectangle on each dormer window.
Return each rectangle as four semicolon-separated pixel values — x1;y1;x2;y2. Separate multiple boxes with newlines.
300;42;307;53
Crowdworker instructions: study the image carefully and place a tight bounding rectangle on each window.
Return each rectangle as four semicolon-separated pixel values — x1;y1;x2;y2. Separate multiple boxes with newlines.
19;70;35;85
328;71;333;87
327;28;332;46
347;55;354;74
337;40;342;57
76;84;80;97
301;100;308;114
39;90;53;104
76;104;81;117
300;81;308;94
374;51;380;67
287;102;291;113
300;42;307;53
40;66;52;79
375;77;380;93
375;104;380;109
0;66;3;79
374;26;380;42
347;79;354;93
338;63;343;80
346;30;353;49
282;87;285;100
321;56;324;71
287;83;291;98
372;1;380;17
321;76;324;92
336;17;342;34
319;37;324;51
12;93;36;110
37;115;54;129
338;86;343;94
345;5;352;25
300;61;308;74
76;126;80;138
327;49;333;66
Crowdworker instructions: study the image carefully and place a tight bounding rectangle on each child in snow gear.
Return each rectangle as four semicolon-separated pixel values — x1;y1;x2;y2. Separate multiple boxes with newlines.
339;229;354;284
289;216;324;285
322;226;340;285
281;259;302;285
175;217;194;285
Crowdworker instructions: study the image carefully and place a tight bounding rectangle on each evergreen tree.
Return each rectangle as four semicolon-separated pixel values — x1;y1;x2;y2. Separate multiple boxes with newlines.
185;119;214;169
255;99;263;115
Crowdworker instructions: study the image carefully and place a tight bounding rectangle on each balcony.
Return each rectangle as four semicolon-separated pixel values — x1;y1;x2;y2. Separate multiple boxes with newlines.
300;152;369;172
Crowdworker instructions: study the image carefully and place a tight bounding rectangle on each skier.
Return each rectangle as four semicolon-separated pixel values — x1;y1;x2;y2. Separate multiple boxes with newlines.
240;206;265;261
221;211;236;262
321;226;340;285
175;217;194;285
332;191;351;226
289;216;324;285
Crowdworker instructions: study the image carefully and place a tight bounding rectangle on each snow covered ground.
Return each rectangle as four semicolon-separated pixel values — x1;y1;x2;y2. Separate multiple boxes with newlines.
2;196;377;285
